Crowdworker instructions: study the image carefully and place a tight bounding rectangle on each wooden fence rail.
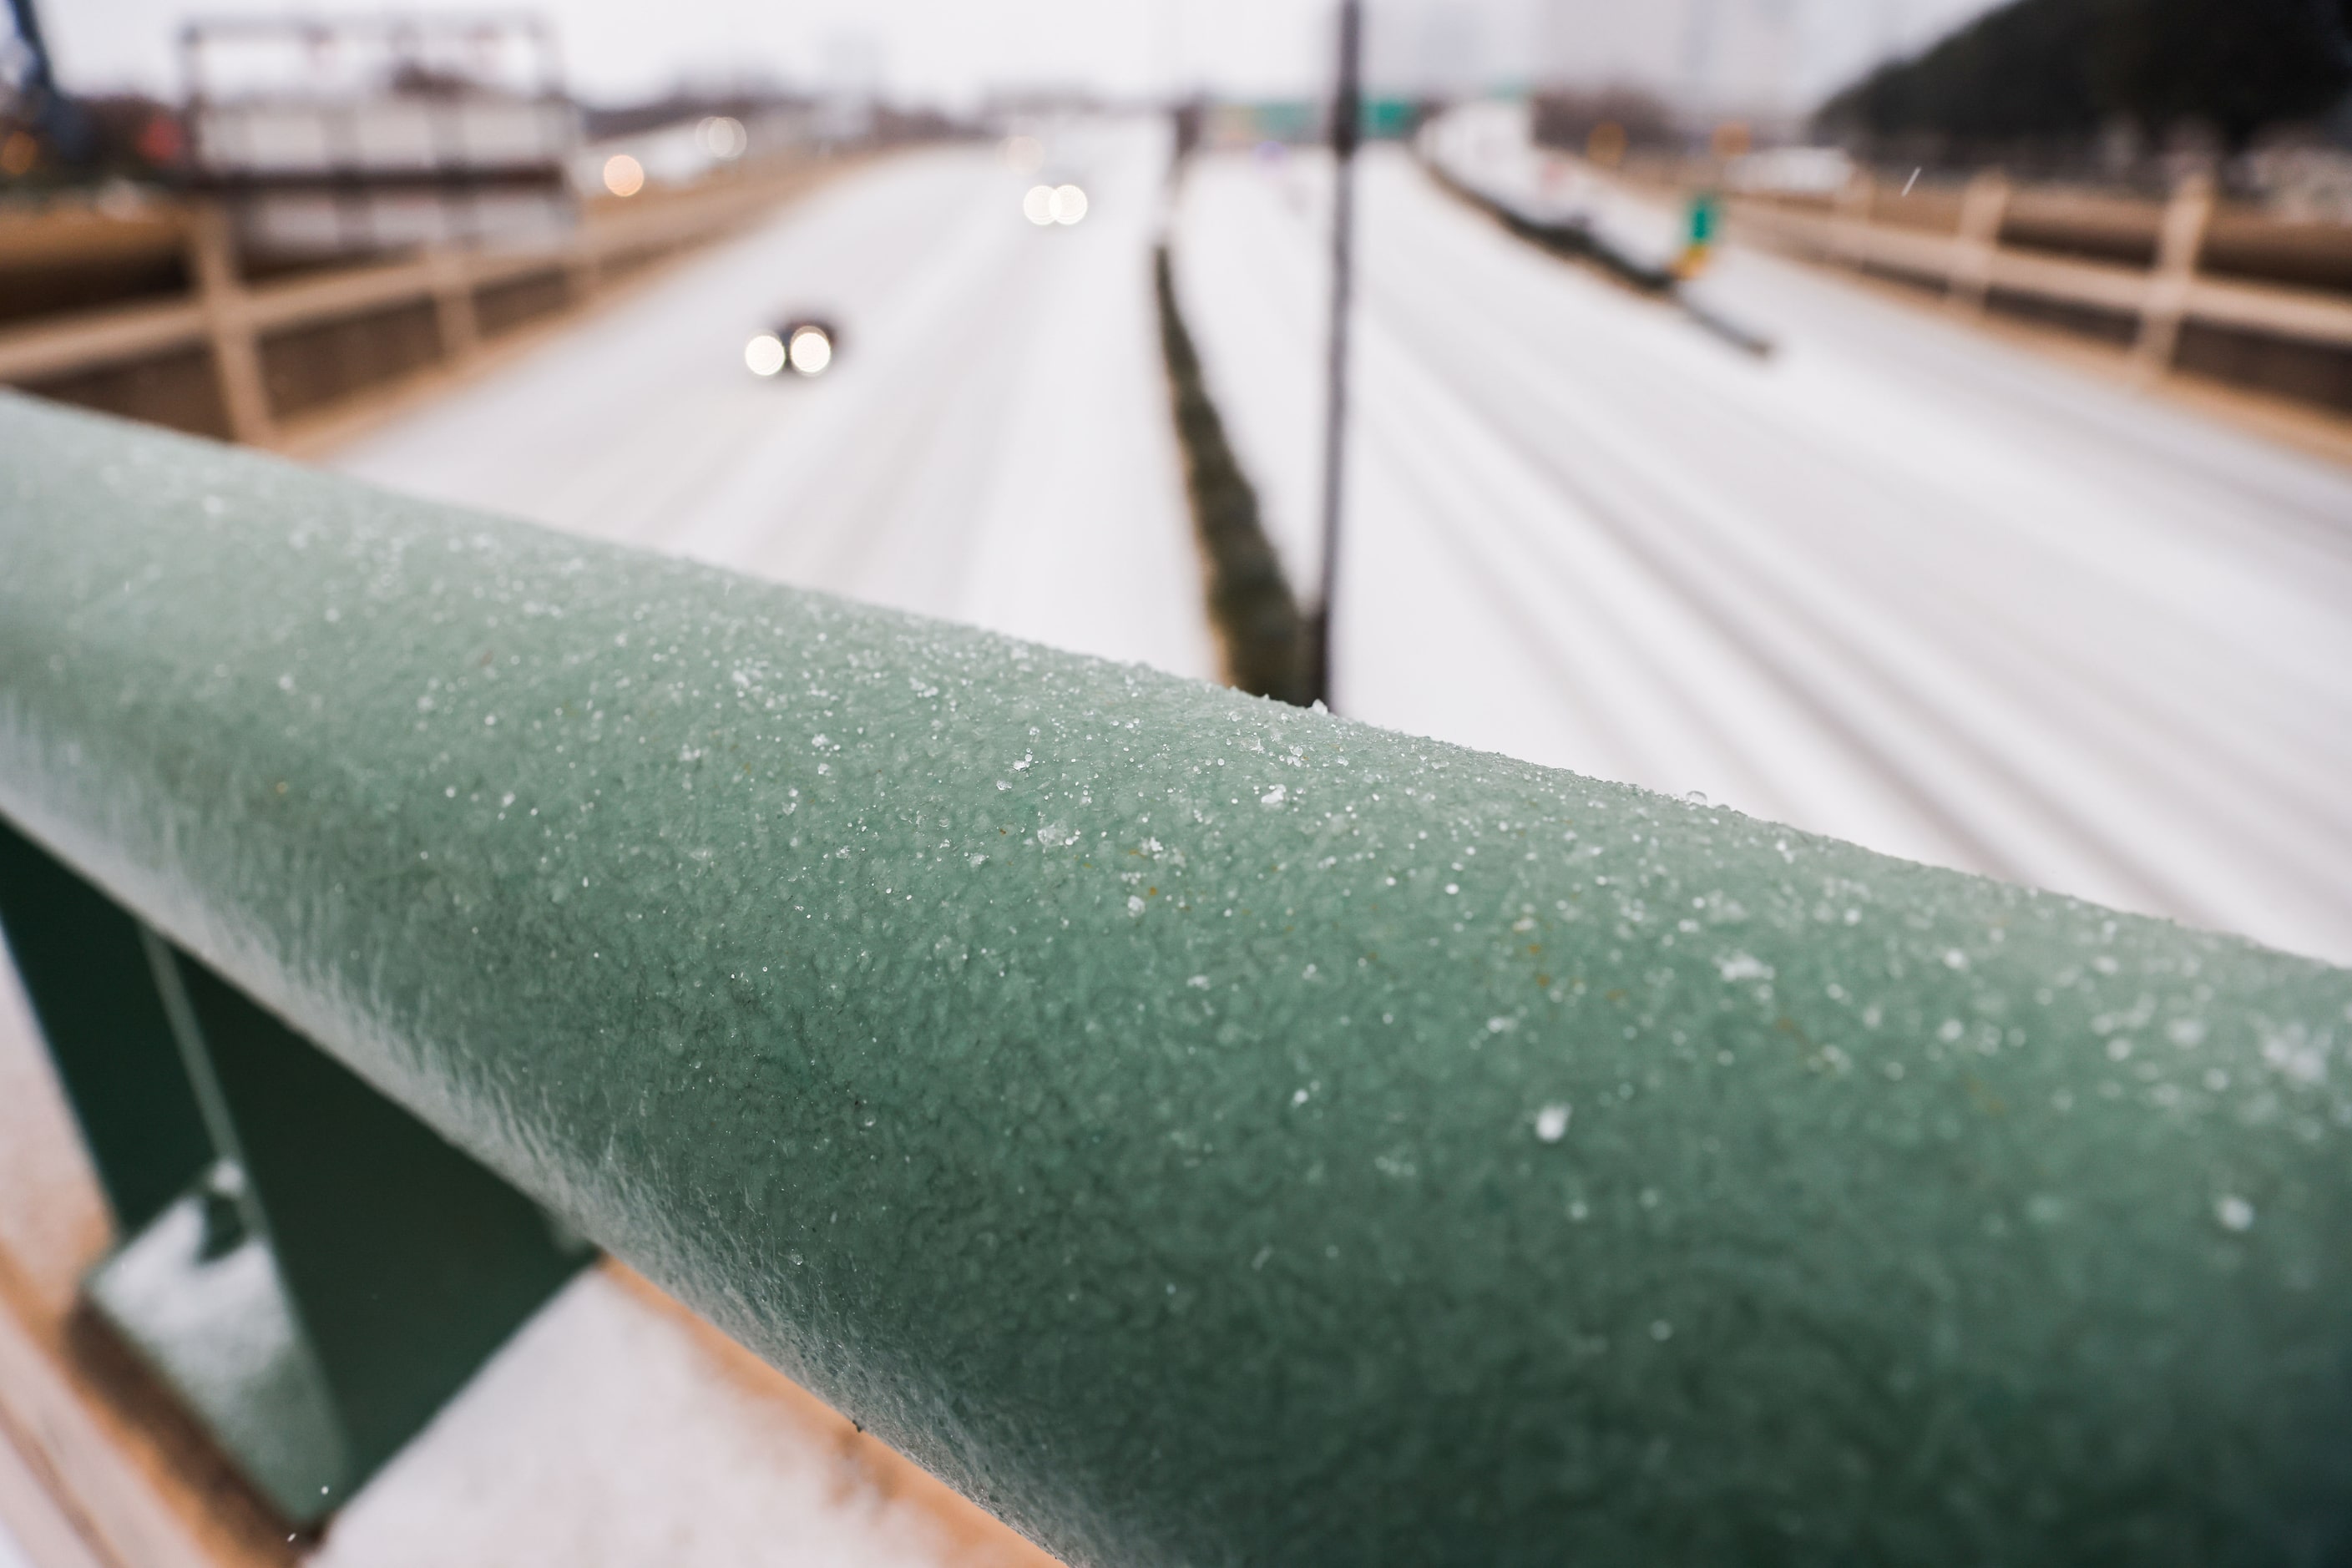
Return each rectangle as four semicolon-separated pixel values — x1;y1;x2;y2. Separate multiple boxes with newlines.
1730;175;2352;402
0;161;838;449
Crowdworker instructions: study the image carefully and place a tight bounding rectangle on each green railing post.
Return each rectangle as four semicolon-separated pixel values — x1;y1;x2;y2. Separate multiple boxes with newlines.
1;816;588;1525
0;817;214;1233
3;391;2350;1563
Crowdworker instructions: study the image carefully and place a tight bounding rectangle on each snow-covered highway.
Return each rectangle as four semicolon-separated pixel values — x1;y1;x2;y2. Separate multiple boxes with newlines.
331;119;1215;684
1173;144;2352;965
321;118;2352;965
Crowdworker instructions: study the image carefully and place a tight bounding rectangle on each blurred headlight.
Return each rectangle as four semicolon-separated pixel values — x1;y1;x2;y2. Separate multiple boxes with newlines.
698;116;748;160
1003;134;1044;175
603;154;645;198
1023;185;1055;225
787;325;833;376
744;332;787;377
1050;184;1088;225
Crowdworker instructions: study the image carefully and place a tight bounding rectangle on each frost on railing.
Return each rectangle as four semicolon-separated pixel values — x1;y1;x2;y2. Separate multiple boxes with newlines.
3;391;2352;1562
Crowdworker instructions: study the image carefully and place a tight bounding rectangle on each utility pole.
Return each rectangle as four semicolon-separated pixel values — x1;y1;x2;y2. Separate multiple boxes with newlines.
1309;0;1363;711
6;0;88;161
4;0;55;102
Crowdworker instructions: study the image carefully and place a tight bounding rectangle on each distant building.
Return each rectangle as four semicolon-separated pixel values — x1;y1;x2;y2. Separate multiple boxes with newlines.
183;14;582;261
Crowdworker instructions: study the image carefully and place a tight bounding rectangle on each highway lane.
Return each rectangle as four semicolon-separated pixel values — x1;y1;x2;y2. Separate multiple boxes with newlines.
1173;144;2352;965
330;119;1215;684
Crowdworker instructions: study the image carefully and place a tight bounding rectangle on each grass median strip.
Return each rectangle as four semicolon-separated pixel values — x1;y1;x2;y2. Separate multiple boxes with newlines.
1152;244;1313;706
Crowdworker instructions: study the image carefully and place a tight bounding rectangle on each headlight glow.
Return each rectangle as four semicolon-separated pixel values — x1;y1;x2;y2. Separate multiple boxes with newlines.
787;325;833;376
1023;184;1055;225
744;332;787;377
1050;184;1088;225
603;154;645;198
698;115;748;160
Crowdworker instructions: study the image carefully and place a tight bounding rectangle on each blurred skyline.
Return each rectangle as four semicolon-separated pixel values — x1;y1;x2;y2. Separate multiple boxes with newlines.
40;0;2006;115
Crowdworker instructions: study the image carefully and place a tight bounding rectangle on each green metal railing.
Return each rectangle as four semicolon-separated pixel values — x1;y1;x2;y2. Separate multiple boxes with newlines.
4;390;2352;1563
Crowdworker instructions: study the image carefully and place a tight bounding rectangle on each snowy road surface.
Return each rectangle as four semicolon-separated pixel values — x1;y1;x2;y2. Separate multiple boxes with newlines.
327;121;2352;966
1173;145;2352;966
331;119;1214;684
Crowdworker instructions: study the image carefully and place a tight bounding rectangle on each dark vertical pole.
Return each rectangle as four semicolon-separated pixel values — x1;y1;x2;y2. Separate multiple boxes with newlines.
0;819;215;1234
6;0;87;159
1310;0;1363;711
4;0;56;100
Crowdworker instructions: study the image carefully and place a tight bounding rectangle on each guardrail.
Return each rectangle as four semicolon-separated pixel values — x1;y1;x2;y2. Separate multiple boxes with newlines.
1418;144;1778;357
0;162;835;451
1731;174;2352;388
5;392;2352;1561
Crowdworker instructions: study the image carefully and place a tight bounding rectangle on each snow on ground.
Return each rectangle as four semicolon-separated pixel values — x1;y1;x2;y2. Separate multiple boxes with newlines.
1172;142;2352;966
0;1491;37;1568
331;119;1213;685
309;1271;1039;1568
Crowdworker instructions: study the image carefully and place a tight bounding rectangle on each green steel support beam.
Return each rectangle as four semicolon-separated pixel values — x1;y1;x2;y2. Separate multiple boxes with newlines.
82;938;590;1522
0;818;590;1525
151;950;588;1484
3;392;2351;1563
0;816;213;1232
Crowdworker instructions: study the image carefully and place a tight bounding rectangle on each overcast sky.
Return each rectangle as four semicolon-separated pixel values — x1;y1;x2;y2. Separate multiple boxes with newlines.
38;0;2005;113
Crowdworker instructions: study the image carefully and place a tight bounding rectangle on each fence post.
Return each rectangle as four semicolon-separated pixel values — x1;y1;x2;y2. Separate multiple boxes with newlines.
1831;167;1875;269
2135;169;2215;377
185;205;276;448
1946;169;2009;316
424;246;483;367
564;225;604;305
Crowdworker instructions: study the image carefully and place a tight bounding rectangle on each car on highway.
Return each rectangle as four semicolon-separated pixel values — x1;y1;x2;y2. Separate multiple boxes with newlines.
1022;177;1089;227
745;317;838;378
